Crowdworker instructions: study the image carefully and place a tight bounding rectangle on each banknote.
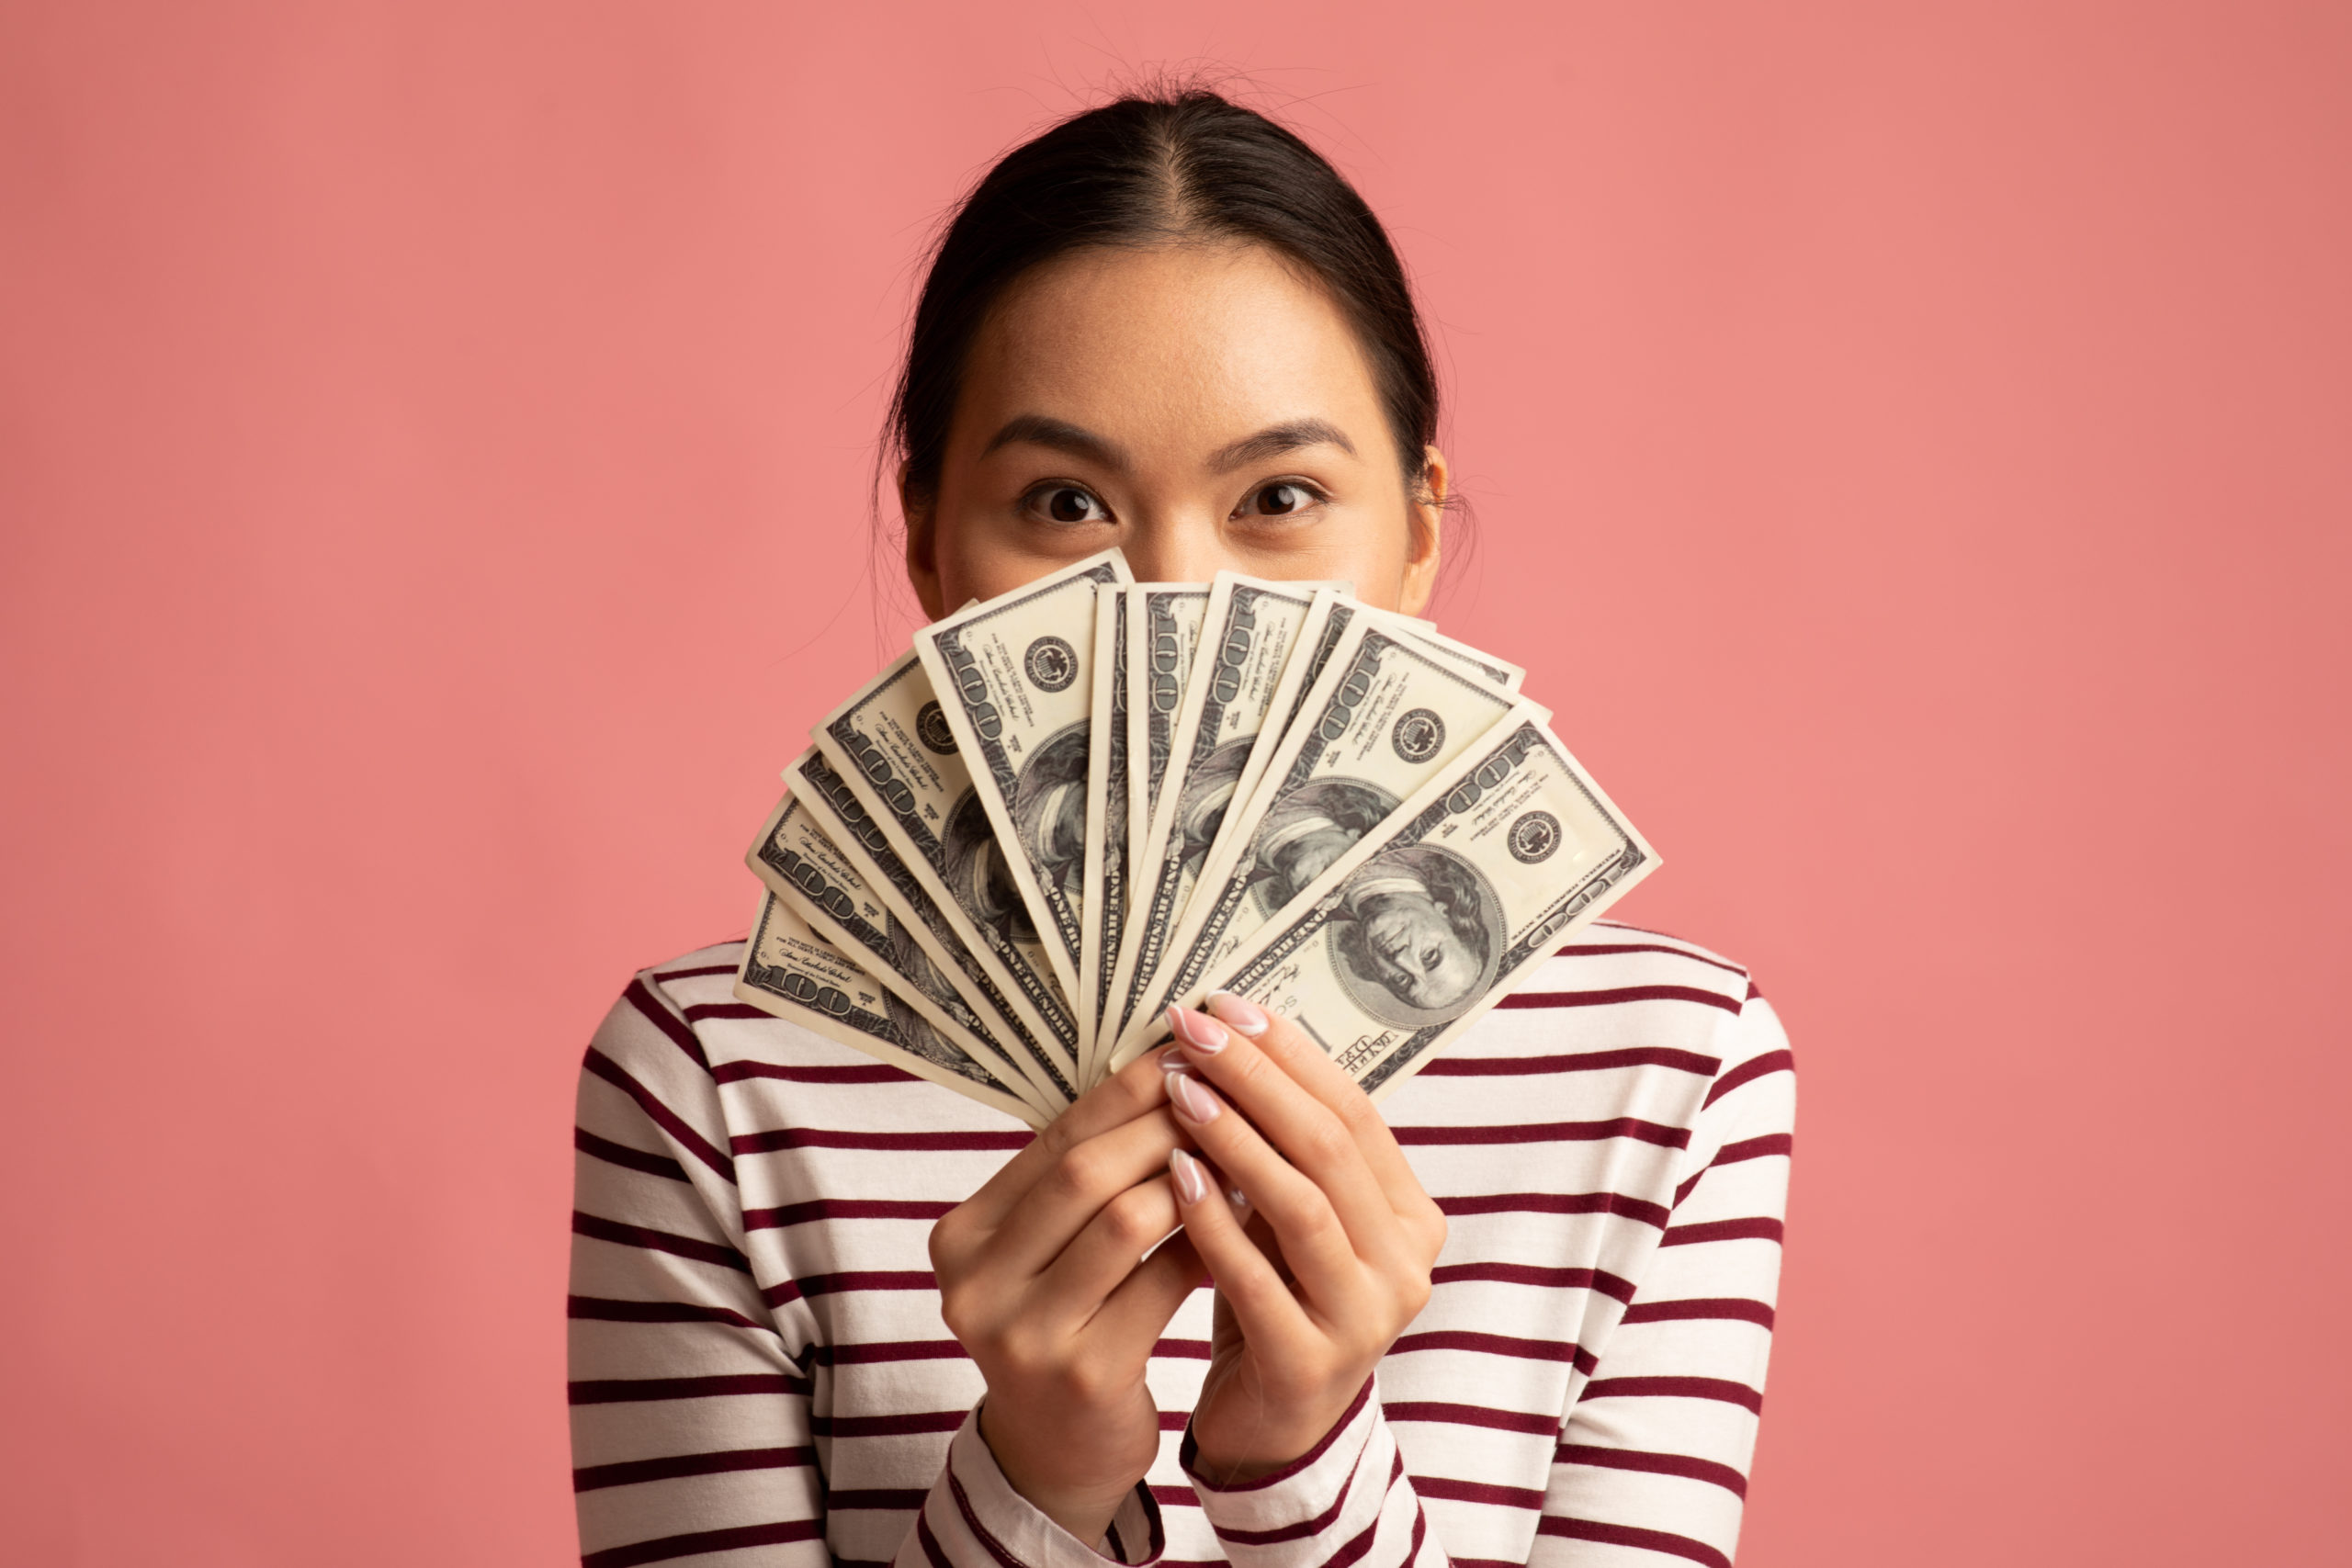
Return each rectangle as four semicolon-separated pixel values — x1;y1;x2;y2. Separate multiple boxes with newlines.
784;747;1079;1105
1077;586;1127;1080
1101;581;1215;1042
748;793;1052;1119
1129;583;1216;843
808;655;1082;1086
1116;709;1658;1097
1401;622;1524;692
1301;598;1518;697
912;549;1133;1017
1107;575;1337;1055
1134;615;1536;1038
734;892;1046;1128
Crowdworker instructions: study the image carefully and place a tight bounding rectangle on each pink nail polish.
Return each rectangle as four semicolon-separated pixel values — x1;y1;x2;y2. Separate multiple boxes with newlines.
1167;1005;1227;1055
1169;1148;1207;1205
1166;1069;1222;1125
1206;992;1269;1036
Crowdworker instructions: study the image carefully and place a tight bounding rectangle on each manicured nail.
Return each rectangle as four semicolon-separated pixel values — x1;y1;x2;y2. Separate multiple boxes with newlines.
1166;1068;1222;1125
1169;1148;1208;1205
1165;1004;1227;1055
1157;1044;1190;1074
1205;992;1269;1036
1227;1185;1251;1216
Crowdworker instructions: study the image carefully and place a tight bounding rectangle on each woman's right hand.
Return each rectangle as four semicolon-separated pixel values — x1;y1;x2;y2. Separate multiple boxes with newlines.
930;1047;1207;1543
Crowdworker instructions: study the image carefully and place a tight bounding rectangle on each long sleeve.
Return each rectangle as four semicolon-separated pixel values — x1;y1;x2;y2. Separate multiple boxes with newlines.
899;1412;1163;1568
571;930;1790;1568
1529;990;1795;1568
571;968;1165;1568
1182;1379;1443;1568
570;978;831;1568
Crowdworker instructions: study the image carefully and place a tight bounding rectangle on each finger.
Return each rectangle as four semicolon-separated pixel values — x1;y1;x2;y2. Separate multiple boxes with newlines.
1029;1171;1187;1327
1088;1226;1209;1351
1204;993;1437;1231
1166;1006;1399;1253
1165;1147;1314;1351
958;1043;1183;1233
1163;1067;1370;1314
986;1101;1189;1279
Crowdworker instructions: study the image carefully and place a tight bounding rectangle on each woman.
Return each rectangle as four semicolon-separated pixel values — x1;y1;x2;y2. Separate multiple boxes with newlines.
570;90;1793;1568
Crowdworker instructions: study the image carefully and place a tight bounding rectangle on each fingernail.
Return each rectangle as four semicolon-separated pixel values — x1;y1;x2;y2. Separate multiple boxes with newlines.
1169;1148;1207;1205
1166;1068;1222;1125
1206;992;1269;1036
1165;1004;1228;1055
1227;1185;1251;1216
1157;1044;1190;1074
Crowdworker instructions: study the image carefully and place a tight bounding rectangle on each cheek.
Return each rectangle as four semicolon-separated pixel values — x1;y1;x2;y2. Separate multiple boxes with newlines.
1286;496;1415;607
931;515;1057;606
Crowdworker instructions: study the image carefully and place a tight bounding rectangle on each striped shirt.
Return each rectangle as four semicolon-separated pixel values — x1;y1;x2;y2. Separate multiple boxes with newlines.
570;921;1795;1568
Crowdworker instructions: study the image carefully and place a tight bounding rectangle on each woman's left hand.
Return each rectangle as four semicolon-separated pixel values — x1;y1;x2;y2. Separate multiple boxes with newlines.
1159;990;1448;1482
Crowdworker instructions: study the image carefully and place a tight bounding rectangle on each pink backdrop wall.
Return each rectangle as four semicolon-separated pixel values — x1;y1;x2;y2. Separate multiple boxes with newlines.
4;4;2346;1562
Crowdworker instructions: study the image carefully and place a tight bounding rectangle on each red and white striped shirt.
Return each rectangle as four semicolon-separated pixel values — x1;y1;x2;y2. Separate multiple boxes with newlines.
569;922;1795;1568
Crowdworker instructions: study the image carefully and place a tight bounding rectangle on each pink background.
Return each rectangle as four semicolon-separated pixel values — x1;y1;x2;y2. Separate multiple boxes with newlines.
4;4;2347;1562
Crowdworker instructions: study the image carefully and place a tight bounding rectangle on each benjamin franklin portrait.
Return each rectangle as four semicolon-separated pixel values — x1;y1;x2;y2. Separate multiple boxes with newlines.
1010;722;1091;914
1168;737;1253;888
875;912;987;1082
1328;842;1505;1027
940;787;1039;948
1247;776;1402;919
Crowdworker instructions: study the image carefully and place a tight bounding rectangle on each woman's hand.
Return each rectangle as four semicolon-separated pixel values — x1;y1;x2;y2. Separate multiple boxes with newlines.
1159;992;1448;1482
930;1046;1207;1542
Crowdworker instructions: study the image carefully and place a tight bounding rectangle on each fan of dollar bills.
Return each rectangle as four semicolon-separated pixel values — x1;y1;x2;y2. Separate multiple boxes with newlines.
736;549;1659;1126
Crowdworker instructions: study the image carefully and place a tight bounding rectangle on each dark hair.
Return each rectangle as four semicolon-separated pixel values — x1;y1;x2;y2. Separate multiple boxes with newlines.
887;88;1442;511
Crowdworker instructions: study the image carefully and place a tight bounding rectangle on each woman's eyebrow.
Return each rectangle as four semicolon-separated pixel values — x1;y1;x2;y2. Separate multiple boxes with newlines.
981;414;1132;473
1208;418;1357;473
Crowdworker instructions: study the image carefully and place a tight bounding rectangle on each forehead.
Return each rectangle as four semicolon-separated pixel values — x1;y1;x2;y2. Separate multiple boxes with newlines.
956;242;1389;460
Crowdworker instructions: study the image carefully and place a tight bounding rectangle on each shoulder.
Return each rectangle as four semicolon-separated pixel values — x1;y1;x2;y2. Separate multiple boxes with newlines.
1389;921;1791;1141
1470;919;1776;1061
583;935;1033;1139
590;935;860;1077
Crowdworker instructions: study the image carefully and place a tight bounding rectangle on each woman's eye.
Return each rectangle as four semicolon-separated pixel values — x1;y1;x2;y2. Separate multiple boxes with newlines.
1240;480;1321;518
1028;485;1107;525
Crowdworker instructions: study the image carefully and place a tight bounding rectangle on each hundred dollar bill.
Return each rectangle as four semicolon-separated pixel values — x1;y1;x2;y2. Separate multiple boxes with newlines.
1118;709;1658;1097
1077;586;1128;1079
784;747;1079;1106
1102;586;1346;1057
1128;584;1216;844
808;656;1083;1084
1403;622;1524;692
912;549;1132;1018
748;793;1052;1120
1107;574;1337;1055
1101;581;1214;1043
1136;614;1536;1035
1120;585;1345;1040
734;893;1046;1128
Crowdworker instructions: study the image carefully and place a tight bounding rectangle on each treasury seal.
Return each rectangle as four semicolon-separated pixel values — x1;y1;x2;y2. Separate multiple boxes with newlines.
1508;810;1563;864
914;700;958;754
1023;636;1079;693
1391;707;1445;763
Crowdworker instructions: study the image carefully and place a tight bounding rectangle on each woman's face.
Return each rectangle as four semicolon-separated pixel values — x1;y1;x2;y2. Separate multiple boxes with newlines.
1360;890;1479;1010
904;242;1445;618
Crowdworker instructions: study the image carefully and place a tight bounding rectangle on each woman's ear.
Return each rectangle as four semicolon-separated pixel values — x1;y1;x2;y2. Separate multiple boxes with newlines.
1396;445;1448;618
899;464;947;622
